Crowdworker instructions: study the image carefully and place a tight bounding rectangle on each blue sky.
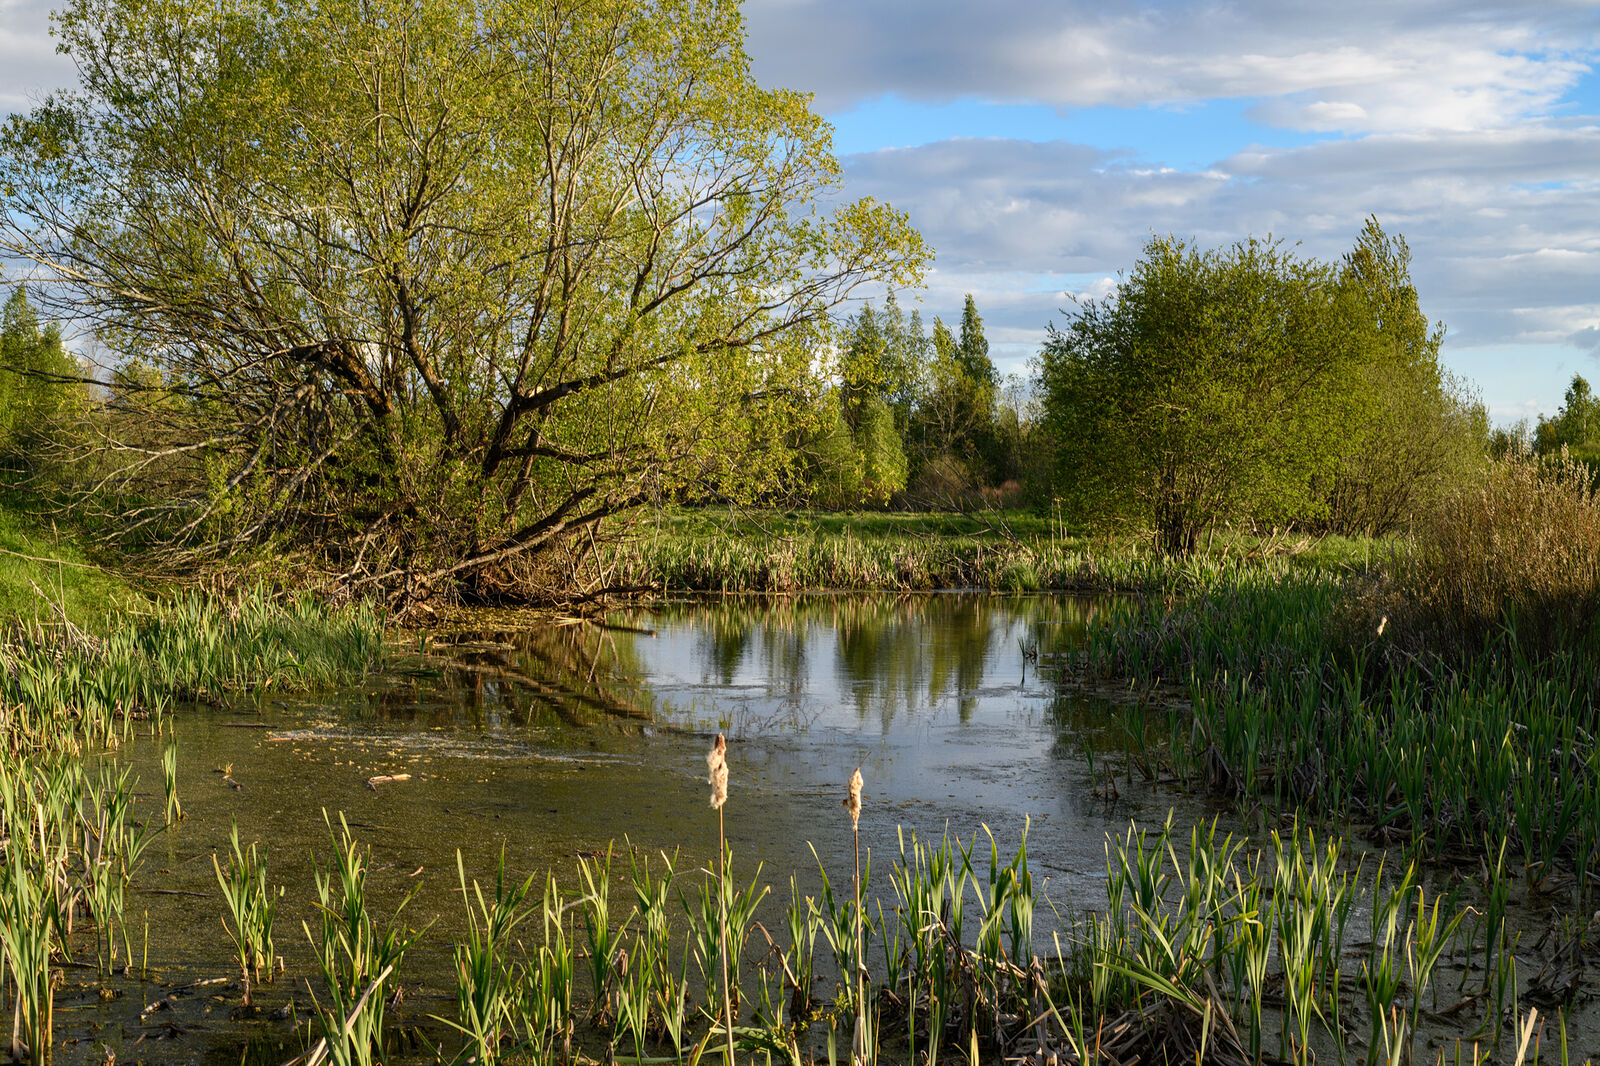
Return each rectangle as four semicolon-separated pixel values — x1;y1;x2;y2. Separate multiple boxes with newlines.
740;0;1600;426
2;0;1598;425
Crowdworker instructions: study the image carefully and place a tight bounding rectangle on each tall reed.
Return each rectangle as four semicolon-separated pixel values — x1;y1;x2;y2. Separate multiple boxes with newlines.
303;813;422;1066
214;820;282;1007
441;849;535;1064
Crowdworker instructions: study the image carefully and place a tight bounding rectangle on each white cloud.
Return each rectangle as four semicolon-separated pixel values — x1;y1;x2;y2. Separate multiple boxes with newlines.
745;0;1598;133
836;119;1600;391
0;0;74;113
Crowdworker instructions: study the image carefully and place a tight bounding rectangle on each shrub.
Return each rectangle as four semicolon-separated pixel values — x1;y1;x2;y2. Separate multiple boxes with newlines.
1378;450;1600;663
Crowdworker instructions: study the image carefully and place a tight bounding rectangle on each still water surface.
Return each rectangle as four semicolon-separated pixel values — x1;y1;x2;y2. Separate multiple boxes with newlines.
84;594;1216;1063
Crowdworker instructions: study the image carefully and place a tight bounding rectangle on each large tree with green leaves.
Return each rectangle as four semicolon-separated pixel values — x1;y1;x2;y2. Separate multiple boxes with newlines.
0;0;925;603
1038;236;1358;553
1320;220;1487;535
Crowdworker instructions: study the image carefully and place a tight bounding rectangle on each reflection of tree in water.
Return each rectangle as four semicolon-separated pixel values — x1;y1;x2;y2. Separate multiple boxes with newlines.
363;596;1112;733
654;595;1098;730
831;597;997;726
642;600;813;704
826;595;1109;726
371;619;659;730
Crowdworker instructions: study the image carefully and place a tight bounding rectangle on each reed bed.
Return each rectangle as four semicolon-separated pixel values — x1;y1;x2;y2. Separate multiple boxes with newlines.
0;585;382;1062
1079;452;1600;899
0;585;382;754
0;751;156;1060
417;817;1550;1066
601;518;1365;595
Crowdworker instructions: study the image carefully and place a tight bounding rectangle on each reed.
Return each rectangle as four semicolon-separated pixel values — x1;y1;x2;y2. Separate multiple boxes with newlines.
81;761;153;973
441;849;536;1064
602;508;1366;594
415;812;1537;1066
575;846;625;1027
303;812;422;1066
512;873;577;1063
160;740;181;825
707;733;735;1066
1083;551;1600;891
844;767;869;1066
0;585;382;757
213;820;282;1007
0;835;59;1063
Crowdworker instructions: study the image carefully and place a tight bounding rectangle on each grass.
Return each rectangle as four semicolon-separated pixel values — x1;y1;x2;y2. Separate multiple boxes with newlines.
0;497;136;628
404;817;1566;1066
0;498;386;1061
1076;452;1600;898
602;506;1378;594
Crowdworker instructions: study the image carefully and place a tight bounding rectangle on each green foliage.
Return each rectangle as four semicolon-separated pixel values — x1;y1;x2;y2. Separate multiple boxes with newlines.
907;303;998;499
801;396;867;508
1039;223;1482;551
803;291;1012;509
840;293;926;434
0;288;82;470
853;396;908;503
956;294;996;391
1040;235;1358;553
1534;374;1600;469
0;0;927;602
1320;220;1488;535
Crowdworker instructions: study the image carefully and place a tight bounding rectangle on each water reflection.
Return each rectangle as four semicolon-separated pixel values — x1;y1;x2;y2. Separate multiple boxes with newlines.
378;594;1115;740
94;593;1173;1066
365;617;664;731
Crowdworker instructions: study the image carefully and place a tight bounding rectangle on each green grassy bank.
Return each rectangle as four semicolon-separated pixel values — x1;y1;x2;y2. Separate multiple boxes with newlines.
0;498;137;627
604;507;1378;593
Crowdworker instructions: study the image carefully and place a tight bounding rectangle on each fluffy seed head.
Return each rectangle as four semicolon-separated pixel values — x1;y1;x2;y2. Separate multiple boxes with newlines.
843;766;863;830
707;733;728;810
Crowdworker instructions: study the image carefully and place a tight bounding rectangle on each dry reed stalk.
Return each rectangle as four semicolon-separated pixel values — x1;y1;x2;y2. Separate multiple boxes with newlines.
707;734;735;1065
845;766;867;1066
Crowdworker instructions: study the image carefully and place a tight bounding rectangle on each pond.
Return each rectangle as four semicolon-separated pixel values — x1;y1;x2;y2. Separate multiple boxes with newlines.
49;593;1584;1064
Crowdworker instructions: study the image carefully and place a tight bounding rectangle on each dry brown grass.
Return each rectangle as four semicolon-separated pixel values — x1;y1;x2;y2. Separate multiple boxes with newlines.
1383;449;1600;661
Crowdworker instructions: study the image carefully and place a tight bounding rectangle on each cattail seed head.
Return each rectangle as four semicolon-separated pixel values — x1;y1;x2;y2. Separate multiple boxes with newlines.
843;766;863;830
707;733;728;810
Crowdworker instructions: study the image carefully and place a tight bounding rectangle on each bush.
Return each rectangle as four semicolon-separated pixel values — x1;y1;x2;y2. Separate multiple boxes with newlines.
1378;450;1600;662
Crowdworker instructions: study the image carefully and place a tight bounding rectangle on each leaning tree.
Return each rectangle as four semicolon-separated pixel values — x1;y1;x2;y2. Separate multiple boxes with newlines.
0;0;926;604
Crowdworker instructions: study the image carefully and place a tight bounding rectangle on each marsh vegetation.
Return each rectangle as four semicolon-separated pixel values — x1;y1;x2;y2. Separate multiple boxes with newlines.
0;582;1583;1064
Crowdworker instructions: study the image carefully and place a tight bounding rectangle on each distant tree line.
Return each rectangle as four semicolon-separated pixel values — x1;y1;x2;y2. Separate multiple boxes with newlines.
795;293;1026;508
786;220;1496;553
1490;374;1600;471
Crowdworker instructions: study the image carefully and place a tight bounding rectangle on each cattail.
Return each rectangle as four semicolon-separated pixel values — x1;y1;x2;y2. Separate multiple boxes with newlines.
707;732;735;1066
707;733;728;810
845;764;868;1065
843;766;862;830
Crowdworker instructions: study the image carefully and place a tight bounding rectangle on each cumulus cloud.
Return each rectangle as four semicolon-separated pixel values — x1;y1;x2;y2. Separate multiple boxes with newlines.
838;121;1600;380
1572;325;1600;352
745;0;1597;133
0;0;75;113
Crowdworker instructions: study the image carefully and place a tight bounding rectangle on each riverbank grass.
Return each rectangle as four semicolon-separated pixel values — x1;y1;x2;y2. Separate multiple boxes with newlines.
1080;451;1600;897
0;498;135;628
605;507;1378;593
